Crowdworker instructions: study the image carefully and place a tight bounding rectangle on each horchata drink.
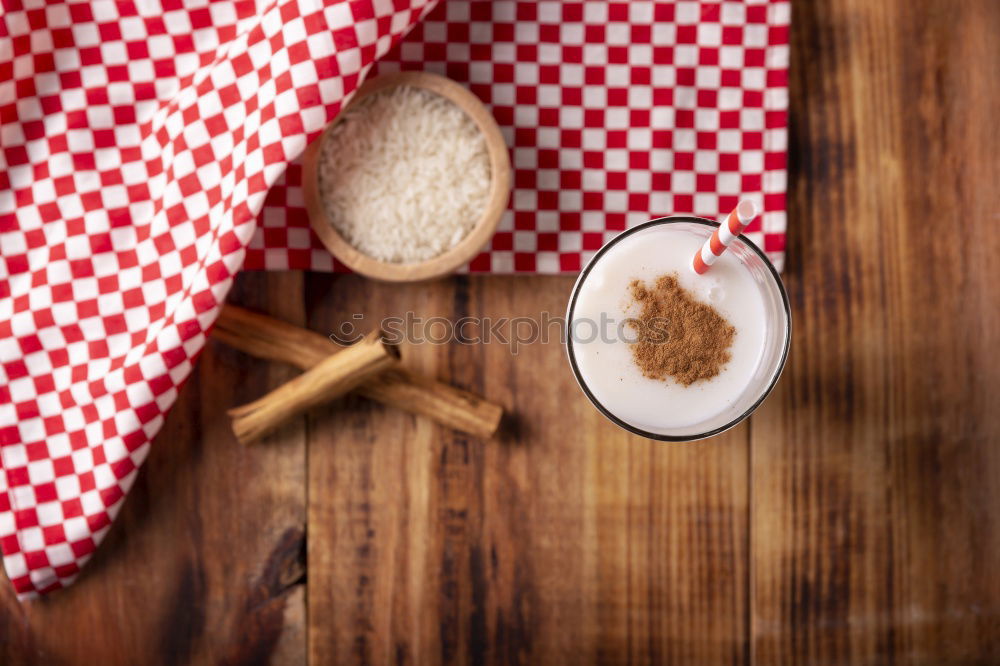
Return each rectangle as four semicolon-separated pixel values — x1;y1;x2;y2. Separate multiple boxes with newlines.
565;203;790;441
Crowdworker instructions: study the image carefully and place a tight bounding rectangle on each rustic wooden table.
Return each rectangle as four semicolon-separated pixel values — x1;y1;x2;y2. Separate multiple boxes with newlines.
2;0;998;663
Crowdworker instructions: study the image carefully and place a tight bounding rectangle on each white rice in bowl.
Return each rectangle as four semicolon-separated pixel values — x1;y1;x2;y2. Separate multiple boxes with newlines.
317;85;492;264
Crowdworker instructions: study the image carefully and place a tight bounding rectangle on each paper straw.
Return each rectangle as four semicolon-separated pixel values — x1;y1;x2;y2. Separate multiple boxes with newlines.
692;200;759;274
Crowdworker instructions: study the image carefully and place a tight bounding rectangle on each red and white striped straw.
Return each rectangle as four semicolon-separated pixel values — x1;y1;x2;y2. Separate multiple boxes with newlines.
692;200;759;274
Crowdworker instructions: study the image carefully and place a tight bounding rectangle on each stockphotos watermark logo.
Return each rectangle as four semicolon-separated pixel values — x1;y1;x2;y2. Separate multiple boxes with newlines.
330;313;670;354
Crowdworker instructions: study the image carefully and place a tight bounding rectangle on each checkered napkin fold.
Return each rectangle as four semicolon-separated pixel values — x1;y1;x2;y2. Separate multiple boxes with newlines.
0;0;437;598
243;0;791;274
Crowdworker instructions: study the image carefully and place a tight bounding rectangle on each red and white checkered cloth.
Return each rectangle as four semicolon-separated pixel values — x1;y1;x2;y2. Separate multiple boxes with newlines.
245;0;790;273
0;0;436;598
1;0;791;599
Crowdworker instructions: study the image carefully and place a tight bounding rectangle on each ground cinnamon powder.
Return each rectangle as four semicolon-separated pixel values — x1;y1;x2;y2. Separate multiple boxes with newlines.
628;274;736;386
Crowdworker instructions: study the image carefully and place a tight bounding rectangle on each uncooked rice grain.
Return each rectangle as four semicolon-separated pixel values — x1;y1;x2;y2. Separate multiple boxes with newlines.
318;85;492;263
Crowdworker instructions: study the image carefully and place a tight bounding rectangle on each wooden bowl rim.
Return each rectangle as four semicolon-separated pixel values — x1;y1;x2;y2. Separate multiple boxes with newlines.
302;71;511;282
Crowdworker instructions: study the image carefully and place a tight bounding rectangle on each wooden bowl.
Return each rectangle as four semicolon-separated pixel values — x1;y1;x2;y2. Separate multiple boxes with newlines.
302;71;512;282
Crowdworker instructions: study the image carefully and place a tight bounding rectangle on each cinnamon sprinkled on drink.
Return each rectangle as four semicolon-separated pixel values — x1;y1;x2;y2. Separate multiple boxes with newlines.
627;274;735;386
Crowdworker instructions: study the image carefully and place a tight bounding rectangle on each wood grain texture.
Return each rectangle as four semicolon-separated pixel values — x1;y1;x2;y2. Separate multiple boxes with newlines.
304;275;749;665
750;0;1000;663
0;273;308;665
2;1;999;663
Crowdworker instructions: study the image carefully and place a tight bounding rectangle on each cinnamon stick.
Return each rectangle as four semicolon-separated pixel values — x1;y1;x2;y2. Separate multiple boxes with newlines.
213;305;503;439
228;328;400;444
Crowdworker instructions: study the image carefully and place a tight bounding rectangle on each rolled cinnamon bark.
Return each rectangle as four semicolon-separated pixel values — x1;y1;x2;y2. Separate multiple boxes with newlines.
213;305;503;439
213;305;334;369
228;328;400;444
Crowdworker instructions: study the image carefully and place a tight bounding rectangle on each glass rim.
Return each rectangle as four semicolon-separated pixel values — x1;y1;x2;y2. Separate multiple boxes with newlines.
564;215;792;442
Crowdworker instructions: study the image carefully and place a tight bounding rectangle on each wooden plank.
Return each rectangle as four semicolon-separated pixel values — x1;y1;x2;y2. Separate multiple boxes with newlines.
306;274;750;665
0;272;308;665
751;0;1000;663
6;3;997;662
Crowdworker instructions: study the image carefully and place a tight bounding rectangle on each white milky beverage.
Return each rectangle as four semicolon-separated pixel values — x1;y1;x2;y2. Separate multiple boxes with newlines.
566;218;790;440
